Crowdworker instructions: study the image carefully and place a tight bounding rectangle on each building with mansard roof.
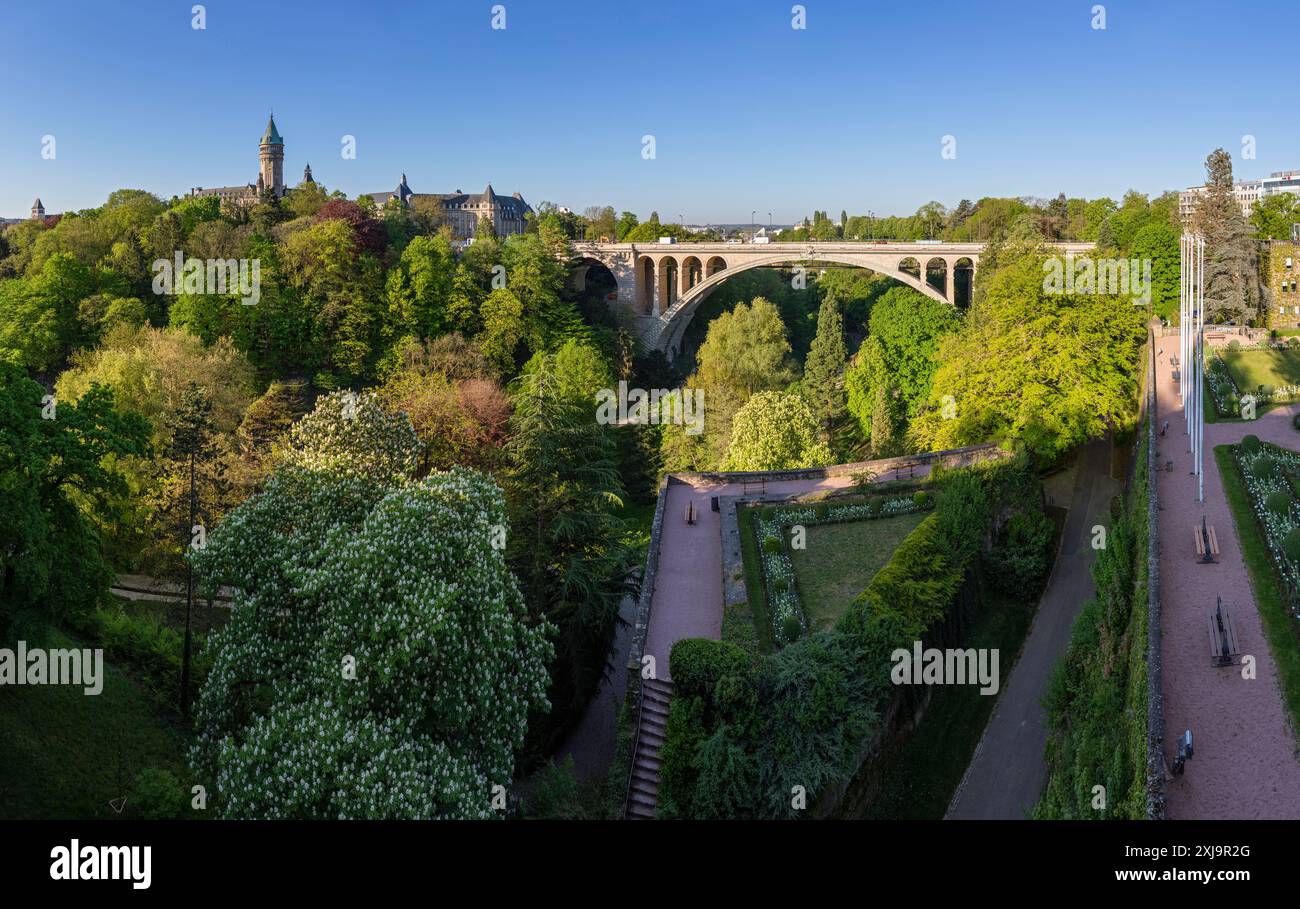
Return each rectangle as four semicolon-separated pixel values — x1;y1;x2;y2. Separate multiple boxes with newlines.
362;175;532;239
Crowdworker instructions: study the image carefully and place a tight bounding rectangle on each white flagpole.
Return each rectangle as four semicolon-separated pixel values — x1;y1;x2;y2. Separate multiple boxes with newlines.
1197;234;1205;503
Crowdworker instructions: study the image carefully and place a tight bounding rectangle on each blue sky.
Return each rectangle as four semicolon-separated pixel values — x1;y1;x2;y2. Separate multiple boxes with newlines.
1;0;1294;222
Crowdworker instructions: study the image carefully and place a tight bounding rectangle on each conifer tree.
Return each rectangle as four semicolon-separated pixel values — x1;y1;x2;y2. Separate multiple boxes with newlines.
802;294;847;436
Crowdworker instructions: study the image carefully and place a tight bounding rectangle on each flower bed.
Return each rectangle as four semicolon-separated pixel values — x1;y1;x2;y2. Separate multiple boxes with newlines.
1233;441;1300;618
749;493;931;645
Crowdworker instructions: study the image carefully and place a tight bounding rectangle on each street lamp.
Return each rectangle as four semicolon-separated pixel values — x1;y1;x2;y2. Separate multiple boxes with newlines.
751;210;756;242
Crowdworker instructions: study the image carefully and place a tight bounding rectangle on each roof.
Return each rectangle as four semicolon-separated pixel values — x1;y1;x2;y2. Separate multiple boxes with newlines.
261;114;283;146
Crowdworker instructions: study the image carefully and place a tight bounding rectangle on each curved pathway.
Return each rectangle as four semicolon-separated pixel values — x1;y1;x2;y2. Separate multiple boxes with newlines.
946;439;1117;818
1155;344;1300;818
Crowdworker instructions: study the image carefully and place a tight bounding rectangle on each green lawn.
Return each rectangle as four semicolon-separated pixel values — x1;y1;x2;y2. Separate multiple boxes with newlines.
0;625;194;819
789;512;927;632
735;505;775;653
1214;444;1300;729
1220;347;1300;394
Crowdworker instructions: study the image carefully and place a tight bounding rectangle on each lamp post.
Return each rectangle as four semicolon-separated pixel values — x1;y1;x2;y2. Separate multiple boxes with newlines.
751;210;756;242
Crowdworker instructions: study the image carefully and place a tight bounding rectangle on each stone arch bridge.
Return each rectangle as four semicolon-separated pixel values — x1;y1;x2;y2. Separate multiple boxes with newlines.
568;240;1096;356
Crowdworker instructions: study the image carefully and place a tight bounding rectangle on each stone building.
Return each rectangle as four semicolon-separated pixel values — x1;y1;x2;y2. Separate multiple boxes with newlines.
31;197;44;219
190;114;290;204
1268;240;1300;327
363;176;532;239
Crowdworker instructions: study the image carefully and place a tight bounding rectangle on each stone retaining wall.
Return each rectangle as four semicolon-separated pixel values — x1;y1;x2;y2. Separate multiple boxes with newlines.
1145;332;1167;819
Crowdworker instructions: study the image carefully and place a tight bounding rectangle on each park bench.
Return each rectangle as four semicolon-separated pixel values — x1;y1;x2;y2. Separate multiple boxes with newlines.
893;459;919;480
1207;596;1239;668
684;500;697;525
742;476;766;495
1193;519;1220;563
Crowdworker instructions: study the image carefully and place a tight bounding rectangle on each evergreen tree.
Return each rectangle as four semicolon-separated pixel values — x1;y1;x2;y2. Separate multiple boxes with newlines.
1192;148;1261;324
802;294;847;435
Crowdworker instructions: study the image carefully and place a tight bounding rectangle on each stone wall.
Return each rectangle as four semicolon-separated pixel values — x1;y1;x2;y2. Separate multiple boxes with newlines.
1145;332;1167;819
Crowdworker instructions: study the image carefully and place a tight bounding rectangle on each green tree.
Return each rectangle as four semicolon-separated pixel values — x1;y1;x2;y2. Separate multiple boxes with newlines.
1192;149;1261;324
0;364;149;637
504;344;629;749
722;391;832;471
190;392;551;817
801;294;847;435
1250;192;1300;241
912;247;1146;459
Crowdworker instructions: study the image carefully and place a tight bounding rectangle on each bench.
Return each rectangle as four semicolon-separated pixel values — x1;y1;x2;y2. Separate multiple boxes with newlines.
893;460;918;480
742;476;766;495
1207;597;1239;668
684;500;697;525
1193;522;1220;562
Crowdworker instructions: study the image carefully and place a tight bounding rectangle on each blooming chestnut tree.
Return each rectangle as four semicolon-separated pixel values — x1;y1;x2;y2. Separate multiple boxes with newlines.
190;391;552;818
722;391;833;472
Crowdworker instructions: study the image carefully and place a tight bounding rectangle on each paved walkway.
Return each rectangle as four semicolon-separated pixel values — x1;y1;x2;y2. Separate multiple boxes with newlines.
1155;345;1300;818
947;439;1118;818
644;471;930;680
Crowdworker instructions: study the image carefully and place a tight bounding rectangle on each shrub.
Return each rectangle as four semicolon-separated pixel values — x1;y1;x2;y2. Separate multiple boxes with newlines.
913;490;932;509
781;615;803;642
669;638;753;701
762;536;782;554
131;769;188;820
1227;339;1241;351
989;509;1056;595
773;577;789;593
1251;456;1274;480
1285;528;1300;564
1267;490;1293;517
813;503;829;520
1292;412;1300;432
1242;434;1262;454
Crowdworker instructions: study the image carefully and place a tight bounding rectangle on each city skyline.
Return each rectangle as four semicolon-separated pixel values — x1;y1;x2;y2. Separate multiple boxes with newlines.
3;0;1297;220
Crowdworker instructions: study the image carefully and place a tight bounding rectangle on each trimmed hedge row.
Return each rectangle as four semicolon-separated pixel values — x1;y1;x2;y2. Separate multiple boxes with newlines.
1036;437;1149;818
658;456;1053;819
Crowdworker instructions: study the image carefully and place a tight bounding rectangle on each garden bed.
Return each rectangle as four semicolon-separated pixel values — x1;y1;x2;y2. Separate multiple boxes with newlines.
745;492;934;645
1217;441;1300;730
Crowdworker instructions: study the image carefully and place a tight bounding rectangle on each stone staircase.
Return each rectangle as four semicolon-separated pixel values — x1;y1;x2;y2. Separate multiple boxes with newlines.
624;678;674;819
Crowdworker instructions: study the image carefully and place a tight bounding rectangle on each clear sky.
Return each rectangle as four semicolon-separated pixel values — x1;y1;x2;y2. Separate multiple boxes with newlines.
2;0;1294;222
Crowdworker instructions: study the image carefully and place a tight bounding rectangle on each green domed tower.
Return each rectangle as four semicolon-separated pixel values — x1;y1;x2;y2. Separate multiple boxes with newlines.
259;113;285;197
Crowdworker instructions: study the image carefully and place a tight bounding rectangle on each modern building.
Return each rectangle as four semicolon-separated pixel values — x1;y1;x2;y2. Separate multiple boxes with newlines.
190;114;292;204
362;175;532;239
1180;170;1300;221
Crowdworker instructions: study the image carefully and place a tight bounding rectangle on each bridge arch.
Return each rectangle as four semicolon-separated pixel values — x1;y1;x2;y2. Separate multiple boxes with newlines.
657;251;954;357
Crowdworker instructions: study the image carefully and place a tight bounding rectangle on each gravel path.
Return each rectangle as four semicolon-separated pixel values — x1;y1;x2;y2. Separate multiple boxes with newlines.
1155;346;1300;818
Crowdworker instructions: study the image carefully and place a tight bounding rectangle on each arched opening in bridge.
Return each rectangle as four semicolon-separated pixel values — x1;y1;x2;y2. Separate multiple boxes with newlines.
657;256;679;311
898;257;921;281
637;256;655;314
570;257;618;306
706;256;727;278
681;256;703;296
953;257;974;308
925;257;948;301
